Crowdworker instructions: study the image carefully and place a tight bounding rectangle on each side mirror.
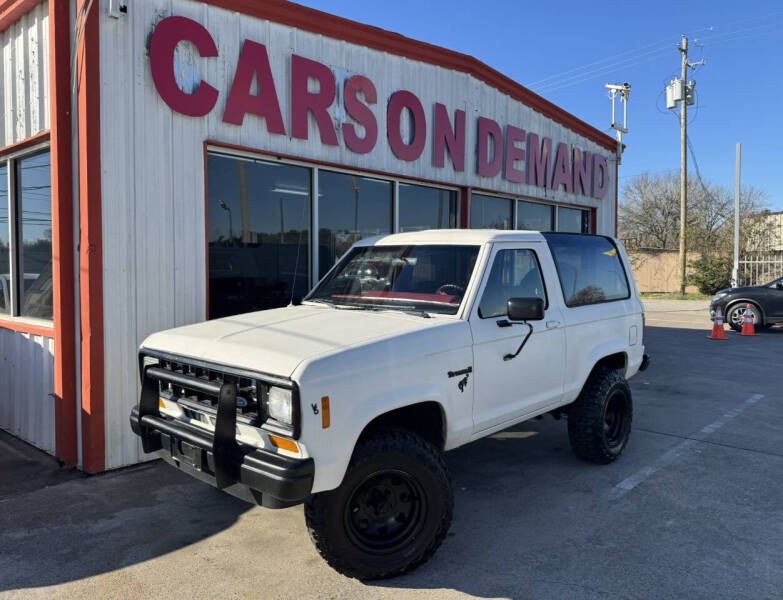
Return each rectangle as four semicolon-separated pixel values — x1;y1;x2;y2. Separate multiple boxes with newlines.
507;297;544;322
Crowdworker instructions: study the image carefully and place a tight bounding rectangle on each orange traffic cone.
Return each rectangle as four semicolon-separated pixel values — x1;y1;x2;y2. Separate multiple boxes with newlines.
708;306;728;340
741;304;756;336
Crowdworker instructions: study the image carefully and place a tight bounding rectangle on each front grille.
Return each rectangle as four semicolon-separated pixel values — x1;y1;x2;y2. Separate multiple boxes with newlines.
144;355;266;425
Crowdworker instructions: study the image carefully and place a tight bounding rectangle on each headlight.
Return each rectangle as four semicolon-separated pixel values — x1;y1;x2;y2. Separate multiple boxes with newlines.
266;386;293;425
713;292;728;301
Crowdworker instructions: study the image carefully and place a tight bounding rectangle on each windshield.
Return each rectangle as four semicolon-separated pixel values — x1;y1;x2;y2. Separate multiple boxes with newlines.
307;244;480;315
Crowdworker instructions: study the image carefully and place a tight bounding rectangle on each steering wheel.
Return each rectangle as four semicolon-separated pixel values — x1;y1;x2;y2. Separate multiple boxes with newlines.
436;284;465;296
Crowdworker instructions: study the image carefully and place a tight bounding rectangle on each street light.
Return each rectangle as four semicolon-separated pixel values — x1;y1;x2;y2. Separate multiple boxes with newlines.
218;199;233;242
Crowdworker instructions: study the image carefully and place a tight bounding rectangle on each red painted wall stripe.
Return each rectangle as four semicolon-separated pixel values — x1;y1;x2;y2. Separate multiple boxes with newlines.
200;0;616;153
0;130;49;158
76;0;104;473
0;0;41;32
50;0;77;468
0;318;54;337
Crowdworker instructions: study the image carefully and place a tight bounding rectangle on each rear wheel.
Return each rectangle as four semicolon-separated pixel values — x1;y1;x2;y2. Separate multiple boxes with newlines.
568;367;633;464
727;303;761;332
304;428;453;580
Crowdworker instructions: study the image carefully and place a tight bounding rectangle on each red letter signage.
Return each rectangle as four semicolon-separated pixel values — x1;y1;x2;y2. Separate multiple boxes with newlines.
527;133;552;188
504;125;526;183
149;16;219;117
388;91;427;161
573;148;591;196
343;75;378;154
592;154;609;199
433;104;465;171
223;40;285;133
477;117;502;178
291;55;338;145
551;142;573;193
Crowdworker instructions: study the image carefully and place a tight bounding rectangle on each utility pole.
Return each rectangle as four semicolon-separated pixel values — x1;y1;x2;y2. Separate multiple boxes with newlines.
732;143;741;286
678;35;688;295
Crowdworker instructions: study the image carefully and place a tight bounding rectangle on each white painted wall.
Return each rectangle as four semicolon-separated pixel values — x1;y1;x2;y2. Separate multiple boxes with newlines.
0;3;54;454
0;329;55;454
0;1;50;148
99;0;618;467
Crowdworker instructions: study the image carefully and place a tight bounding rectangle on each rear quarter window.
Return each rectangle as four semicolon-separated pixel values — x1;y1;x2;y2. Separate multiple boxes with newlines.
543;233;630;307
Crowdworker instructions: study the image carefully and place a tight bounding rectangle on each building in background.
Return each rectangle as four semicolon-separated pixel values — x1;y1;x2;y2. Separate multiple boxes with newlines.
0;0;620;471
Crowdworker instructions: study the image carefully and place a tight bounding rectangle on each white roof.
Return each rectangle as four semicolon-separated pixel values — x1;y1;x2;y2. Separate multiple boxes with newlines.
356;229;546;246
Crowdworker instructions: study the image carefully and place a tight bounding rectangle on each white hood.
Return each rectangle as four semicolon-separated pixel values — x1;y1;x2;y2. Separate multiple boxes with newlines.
140;305;451;378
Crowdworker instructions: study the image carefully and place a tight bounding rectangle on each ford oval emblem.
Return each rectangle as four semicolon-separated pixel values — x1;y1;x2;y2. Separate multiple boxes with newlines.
236;396;248;408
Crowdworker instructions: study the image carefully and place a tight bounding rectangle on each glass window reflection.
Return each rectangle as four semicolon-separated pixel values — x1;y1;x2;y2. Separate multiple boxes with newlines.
0;163;8;314
318;171;392;278
207;154;311;319
470;194;513;229
18;152;53;319
398;184;457;232
517;200;554;231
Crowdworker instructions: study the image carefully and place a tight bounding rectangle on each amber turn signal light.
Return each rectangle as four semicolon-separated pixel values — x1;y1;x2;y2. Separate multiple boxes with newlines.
321;396;330;429
268;434;299;454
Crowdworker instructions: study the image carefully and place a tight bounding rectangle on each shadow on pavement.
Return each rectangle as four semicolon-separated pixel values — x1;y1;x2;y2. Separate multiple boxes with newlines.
0;439;252;593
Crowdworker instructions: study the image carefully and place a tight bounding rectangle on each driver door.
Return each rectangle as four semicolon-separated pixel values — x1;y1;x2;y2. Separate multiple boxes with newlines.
469;243;566;434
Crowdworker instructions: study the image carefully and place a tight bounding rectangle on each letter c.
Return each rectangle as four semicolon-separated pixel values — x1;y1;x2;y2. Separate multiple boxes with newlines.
150;16;219;117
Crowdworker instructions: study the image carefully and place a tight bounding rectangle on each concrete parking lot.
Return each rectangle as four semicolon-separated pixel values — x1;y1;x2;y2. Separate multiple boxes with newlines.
1;300;781;600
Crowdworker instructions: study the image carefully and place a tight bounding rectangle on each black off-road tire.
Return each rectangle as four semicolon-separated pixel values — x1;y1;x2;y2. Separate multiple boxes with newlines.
568;367;633;464
304;428;453;580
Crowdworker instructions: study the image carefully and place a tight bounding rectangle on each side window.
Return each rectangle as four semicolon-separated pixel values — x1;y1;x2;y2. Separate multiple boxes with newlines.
544;234;630;307
478;249;547;319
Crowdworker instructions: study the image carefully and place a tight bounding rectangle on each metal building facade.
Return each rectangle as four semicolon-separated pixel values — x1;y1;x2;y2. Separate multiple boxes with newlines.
0;0;620;471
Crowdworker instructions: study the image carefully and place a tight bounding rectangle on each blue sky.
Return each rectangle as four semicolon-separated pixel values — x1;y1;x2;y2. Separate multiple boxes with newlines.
296;0;783;210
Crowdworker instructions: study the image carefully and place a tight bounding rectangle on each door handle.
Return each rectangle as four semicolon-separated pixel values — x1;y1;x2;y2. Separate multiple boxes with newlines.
546;320;561;329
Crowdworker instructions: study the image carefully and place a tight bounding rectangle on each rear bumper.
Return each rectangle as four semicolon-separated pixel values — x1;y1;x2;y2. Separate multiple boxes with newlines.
129;406;314;508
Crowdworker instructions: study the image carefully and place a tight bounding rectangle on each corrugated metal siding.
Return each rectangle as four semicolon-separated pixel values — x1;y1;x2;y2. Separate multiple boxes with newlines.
0;329;55;454
0;1;50;147
99;0;617;468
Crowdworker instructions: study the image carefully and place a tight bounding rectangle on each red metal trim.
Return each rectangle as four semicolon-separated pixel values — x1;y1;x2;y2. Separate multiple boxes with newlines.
460;187;470;229
203;141;210;320
76;0;104;473
49;0;77;468
0;130;49;158
0;317;54;337
0;0;41;33
198;0;616;152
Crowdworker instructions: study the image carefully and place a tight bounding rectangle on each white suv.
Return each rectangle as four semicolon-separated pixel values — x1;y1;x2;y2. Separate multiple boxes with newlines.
130;229;649;579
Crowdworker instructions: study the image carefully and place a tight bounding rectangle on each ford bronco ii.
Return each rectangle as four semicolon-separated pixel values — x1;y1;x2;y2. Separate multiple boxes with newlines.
130;229;649;579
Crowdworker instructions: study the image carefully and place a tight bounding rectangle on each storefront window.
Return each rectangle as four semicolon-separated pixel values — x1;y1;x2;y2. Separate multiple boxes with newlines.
207;154;311;319
470;194;513;229
0;163;8;314
18;152;53;319
517;200;554;232
318;170;392;278
557;206;590;233
398;184;457;232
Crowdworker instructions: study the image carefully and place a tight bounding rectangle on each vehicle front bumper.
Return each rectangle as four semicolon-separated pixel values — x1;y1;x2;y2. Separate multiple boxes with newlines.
129;406;314;508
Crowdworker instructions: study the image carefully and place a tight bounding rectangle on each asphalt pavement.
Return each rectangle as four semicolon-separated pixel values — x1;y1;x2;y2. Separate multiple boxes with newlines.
1;300;781;599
